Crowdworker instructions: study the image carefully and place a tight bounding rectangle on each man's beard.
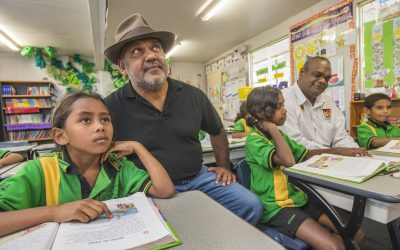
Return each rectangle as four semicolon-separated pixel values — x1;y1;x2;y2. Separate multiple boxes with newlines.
128;71;167;90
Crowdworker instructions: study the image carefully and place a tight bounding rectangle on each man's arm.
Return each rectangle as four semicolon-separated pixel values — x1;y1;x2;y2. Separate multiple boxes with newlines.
210;128;230;170
209;128;236;186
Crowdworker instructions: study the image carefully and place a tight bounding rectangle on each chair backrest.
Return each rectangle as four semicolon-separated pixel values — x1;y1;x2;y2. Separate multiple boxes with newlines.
236;159;251;189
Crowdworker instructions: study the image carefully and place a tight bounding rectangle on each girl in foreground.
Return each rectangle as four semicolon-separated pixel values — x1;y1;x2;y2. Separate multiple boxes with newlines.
0;92;174;237
245;86;364;249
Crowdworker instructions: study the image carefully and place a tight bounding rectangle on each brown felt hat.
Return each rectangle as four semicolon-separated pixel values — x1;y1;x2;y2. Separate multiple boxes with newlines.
104;13;176;65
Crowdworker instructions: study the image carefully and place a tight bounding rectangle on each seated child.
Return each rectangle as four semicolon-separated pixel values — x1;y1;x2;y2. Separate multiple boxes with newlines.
198;130;207;141
245;87;364;250
0;150;23;167
357;93;400;149
0;92;174;237
232;101;251;138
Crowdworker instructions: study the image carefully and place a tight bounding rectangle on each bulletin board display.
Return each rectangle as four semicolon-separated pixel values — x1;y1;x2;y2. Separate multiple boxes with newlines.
363;17;400;89
206;47;248;122
206;70;224;119
289;0;356;113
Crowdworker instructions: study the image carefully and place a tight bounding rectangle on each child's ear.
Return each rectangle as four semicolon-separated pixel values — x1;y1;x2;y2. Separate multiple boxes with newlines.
52;128;68;145
118;59;128;76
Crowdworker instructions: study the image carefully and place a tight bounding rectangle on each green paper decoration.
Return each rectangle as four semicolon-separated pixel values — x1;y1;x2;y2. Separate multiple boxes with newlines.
20;45;96;92
20;46;37;57
35;52;46;69
43;46;57;58
104;58;129;89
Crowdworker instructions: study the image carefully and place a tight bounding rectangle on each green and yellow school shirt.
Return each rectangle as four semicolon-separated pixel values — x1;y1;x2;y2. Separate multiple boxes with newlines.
233;118;251;133
245;128;308;223
357;119;400;149
0;150;11;159
0;150;151;211
198;130;206;141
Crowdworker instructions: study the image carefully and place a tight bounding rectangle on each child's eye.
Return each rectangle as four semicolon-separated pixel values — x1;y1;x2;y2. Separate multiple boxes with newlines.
101;117;111;123
80;118;91;123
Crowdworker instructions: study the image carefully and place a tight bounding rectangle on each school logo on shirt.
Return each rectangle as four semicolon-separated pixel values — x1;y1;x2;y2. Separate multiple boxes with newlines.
322;108;331;120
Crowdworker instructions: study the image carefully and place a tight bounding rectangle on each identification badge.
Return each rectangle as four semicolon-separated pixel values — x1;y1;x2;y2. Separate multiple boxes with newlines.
322;108;331;120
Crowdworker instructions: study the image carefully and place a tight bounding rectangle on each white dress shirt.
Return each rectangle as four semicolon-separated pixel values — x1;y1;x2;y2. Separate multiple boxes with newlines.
279;84;358;149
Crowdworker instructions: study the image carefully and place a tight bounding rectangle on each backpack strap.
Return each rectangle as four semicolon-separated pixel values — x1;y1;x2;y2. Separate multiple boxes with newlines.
39;155;60;206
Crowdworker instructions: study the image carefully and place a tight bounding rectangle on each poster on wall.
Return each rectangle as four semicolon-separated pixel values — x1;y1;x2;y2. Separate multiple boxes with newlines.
290;0;353;82
289;0;355;112
364;15;400;90
208;85;221;104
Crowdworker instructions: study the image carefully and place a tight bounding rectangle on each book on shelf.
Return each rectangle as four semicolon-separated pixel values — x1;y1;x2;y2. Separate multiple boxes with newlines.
4;98;51;108
0;192;181;250
370;140;400;156
1;85;16;95
289;154;397;183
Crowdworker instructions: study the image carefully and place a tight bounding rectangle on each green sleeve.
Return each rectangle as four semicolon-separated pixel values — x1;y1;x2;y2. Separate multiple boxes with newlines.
0;159;45;211
198;130;206;141
391;126;400;137
281;131;308;163
0;150;10;159
357;124;375;149
245;133;276;170
118;157;152;196
233;119;245;133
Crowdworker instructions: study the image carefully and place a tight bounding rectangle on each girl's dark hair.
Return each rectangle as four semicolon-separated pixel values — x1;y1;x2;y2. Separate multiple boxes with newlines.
246;86;281;123
364;93;391;109
52;91;108;129
234;101;247;123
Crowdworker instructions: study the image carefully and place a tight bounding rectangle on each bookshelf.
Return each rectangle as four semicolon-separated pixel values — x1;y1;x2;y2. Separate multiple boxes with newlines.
0;80;54;142
349;99;400;138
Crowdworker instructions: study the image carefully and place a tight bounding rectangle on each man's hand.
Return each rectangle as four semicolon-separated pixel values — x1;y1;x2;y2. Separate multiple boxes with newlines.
334;147;369;157
51;199;112;223
208;166;236;186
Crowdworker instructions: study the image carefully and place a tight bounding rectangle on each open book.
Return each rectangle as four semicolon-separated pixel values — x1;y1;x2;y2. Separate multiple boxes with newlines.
289;154;395;183
0;192;181;250
370;140;400;156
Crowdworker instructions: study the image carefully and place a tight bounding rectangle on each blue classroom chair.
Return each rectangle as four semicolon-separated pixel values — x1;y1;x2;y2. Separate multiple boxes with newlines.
236;159;310;250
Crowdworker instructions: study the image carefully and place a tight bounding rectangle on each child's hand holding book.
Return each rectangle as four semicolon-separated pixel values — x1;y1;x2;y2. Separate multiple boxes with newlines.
52;199;112;223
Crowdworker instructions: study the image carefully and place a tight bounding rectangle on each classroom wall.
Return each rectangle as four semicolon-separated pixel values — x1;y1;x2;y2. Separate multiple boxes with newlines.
206;0;364;129
207;0;355;64
0;52;47;80
169;61;206;92
0;52;110;99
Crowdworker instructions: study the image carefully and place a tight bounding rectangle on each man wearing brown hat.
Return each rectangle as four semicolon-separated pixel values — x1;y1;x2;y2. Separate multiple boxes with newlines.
104;13;263;225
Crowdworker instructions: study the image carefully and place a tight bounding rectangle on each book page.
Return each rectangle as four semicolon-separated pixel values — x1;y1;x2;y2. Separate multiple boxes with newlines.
375;140;400;154
52;192;171;250
291;154;387;182
0;222;59;250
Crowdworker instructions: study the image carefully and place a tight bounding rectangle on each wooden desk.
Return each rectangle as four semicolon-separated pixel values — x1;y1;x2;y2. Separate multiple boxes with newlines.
155;191;284;250
284;168;400;250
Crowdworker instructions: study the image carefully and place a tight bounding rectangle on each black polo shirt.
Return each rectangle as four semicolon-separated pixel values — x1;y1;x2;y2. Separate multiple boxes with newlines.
105;78;223;183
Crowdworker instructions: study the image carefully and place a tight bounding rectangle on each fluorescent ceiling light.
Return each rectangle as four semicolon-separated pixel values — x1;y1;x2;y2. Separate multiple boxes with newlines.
0;29;20;51
195;0;214;17
166;42;181;59
201;0;230;21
